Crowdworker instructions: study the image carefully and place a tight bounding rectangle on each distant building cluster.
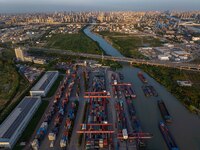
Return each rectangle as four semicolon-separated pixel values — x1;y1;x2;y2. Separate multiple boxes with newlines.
138;42;199;62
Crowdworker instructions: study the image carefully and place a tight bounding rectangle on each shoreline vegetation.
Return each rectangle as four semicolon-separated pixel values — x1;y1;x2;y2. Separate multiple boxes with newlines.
135;64;200;114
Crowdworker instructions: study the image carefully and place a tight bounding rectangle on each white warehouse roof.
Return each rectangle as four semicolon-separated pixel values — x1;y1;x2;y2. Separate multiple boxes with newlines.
31;71;58;91
0;96;41;149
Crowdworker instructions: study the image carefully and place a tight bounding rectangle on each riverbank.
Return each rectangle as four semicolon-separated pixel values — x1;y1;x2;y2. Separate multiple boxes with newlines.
83;25;200;150
136;64;200;114
95;31;163;59
39;29;103;55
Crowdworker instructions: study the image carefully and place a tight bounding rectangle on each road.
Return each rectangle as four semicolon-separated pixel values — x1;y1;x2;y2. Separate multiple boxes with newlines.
30;47;200;72
68;67;86;150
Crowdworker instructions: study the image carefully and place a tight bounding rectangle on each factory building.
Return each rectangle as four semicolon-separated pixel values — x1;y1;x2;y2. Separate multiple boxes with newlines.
30;71;59;97
0;96;41;149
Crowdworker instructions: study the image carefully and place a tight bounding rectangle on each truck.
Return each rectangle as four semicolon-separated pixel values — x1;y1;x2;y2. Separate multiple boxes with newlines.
122;129;128;139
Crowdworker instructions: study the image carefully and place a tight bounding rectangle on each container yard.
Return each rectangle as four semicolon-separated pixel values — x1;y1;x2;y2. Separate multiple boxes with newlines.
77;70;114;150
31;66;80;150
20;62;178;150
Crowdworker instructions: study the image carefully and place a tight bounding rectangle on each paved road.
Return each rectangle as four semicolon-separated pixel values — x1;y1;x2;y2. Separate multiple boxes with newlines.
30;47;200;72
69;67;86;150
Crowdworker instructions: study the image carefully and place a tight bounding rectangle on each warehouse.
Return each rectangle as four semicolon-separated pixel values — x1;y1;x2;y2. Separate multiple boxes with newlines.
30;71;59;97
0;96;41;149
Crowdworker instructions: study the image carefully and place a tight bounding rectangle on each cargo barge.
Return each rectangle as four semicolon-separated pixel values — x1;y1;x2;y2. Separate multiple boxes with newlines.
124;85;136;99
142;86;150;97
159;121;179;150
147;85;158;97
138;72;147;83
158;100;172;123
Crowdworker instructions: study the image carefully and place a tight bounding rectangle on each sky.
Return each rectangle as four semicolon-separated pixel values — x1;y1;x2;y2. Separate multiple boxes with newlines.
0;0;199;13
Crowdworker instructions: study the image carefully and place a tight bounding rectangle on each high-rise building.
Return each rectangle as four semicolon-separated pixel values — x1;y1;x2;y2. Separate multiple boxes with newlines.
14;47;26;61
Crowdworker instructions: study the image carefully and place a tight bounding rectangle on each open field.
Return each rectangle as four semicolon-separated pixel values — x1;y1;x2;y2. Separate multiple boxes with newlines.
42;32;103;54
137;64;200;112
98;31;163;58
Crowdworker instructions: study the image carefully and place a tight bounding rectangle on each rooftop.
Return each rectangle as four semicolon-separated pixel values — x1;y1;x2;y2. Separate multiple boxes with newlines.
0;96;41;140
31;71;58;91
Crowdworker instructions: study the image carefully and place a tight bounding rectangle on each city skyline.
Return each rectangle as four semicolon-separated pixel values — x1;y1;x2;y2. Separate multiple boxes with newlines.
0;0;200;13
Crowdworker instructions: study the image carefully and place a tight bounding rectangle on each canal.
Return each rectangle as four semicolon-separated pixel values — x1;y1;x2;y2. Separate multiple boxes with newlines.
83;26;200;150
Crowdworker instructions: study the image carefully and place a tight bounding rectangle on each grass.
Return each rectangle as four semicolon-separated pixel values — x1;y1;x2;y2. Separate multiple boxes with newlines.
0;50;20;109
136;64;200;113
98;31;163;59
46;75;64;97
101;60;122;70
42;31;103;55
0;49;30;121
13;100;49;150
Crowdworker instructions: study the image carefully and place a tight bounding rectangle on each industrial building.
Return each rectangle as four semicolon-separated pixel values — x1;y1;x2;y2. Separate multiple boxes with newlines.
0;96;41;149
30;71;59;97
158;55;170;61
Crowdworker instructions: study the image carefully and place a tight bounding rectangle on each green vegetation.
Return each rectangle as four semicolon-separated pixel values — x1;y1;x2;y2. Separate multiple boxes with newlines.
14;101;49;150
98;31;163;59
42;31;102;54
0;49;29;116
0;50;19;107
101;60;122;70
46;75;64;97
137;64;200;113
29;49;122;71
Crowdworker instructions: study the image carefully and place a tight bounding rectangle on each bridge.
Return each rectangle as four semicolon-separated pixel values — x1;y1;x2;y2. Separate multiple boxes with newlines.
30;47;200;72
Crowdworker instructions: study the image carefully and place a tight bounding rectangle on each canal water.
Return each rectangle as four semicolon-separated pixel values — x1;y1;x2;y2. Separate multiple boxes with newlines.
83;26;200;150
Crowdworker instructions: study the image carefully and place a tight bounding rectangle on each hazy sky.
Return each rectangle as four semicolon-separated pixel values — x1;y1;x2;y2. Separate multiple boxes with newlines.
0;0;199;13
